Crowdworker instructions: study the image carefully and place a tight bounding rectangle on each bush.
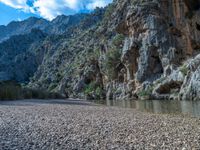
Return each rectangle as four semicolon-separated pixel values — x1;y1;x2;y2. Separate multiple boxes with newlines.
112;34;125;47
84;82;104;100
87;48;100;61
23;88;64;99
0;81;65;100
105;48;122;80
0;81;22;100
138;86;153;97
84;82;96;95
95;87;104;99
104;4;115;19
180;64;188;76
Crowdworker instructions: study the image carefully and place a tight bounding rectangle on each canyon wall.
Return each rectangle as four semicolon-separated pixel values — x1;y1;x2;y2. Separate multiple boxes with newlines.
92;0;200;100
0;0;200;100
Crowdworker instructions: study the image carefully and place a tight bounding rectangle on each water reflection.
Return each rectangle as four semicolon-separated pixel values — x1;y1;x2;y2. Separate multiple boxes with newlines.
91;99;200;118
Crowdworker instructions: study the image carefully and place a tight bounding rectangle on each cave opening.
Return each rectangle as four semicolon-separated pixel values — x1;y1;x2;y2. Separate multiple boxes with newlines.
184;0;200;11
148;47;164;81
150;55;164;80
196;23;200;31
129;46;140;81
156;81;182;95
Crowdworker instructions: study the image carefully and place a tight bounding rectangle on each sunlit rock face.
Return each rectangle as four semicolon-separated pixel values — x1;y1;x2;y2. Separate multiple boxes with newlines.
108;0;199;100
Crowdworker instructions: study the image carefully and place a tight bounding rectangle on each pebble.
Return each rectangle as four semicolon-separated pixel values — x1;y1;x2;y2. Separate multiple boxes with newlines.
0;99;200;149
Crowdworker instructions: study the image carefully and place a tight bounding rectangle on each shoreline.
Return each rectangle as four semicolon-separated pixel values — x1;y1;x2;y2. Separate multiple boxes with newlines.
0;99;200;149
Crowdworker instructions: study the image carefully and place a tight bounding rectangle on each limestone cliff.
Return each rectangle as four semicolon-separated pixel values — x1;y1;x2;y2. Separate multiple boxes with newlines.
103;0;200;100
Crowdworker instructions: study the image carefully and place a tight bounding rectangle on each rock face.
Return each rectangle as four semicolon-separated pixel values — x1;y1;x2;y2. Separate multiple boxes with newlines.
111;0;200;100
179;54;200;100
0;1;200;100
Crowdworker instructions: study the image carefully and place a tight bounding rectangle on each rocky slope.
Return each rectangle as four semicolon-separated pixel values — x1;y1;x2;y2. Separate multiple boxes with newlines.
0;29;47;82
0;0;200;100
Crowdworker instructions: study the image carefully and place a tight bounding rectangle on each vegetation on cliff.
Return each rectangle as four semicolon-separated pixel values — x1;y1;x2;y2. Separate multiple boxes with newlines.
0;0;200;100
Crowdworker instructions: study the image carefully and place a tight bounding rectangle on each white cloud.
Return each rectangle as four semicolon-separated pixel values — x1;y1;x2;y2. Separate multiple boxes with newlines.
65;0;78;9
33;0;62;20
0;0;112;20
86;0;110;10
17;18;22;21
0;0;29;11
33;0;79;20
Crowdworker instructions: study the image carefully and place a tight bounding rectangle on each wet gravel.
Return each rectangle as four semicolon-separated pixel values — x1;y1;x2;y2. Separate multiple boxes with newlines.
0;99;200;149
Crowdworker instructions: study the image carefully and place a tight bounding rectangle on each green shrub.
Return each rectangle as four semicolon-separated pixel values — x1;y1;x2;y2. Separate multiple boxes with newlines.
112;34;125;47
105;48;122;80
104;4;114;19
180;64;188;76
84;82;96;95
0;81;22;100
138;86;153;97
95;87;103;99
84;82;104;100
87;48;100;61
23;88;64;99
0;81;65;100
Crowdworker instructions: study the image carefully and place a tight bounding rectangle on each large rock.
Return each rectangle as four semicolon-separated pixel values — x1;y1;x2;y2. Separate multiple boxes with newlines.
179;54;200;100
152;67;185;100
180;67;200;100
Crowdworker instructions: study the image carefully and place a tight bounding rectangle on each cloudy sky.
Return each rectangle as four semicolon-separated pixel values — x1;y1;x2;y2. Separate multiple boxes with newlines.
0;0;112;25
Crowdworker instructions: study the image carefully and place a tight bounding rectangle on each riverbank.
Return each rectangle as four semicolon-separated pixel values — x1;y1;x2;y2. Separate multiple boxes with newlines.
0;99;200;149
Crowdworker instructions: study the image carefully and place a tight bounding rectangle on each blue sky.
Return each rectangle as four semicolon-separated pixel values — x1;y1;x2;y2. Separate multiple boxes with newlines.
0;0;112;25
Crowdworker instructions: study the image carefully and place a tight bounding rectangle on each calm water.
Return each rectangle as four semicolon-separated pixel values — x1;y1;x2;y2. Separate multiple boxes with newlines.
91;99;200;118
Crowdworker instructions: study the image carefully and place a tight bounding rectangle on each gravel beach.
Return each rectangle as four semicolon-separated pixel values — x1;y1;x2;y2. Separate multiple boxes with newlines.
0;99;200;150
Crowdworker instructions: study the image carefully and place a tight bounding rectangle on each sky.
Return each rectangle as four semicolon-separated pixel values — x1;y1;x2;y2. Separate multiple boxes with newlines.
0;0;112;25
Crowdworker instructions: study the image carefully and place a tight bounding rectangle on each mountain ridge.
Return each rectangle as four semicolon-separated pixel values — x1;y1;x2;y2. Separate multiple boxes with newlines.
0;13;89;43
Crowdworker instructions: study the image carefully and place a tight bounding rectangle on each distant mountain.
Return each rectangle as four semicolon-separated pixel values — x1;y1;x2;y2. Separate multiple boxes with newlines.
0;10;100;83
0;14;87;43
0;29;47;82
0;17;49;43
45;14;87;34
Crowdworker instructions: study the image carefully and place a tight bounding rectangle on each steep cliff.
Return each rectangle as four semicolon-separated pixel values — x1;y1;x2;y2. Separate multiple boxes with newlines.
65;0;200;100
103;0;200;100
0;0;200;100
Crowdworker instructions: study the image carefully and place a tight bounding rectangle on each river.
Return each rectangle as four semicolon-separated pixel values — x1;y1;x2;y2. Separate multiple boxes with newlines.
91;99;200;118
